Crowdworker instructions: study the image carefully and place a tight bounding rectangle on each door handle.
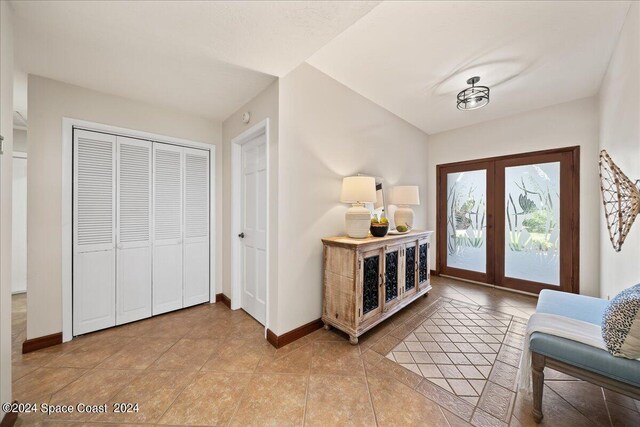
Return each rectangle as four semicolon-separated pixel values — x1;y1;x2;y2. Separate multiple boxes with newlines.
238;232;245;238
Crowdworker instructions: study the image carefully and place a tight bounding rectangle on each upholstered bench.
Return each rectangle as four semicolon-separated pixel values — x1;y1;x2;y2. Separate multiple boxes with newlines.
529;290;640;423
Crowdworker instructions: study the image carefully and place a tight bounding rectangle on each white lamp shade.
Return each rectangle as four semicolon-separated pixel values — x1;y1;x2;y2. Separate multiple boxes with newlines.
391;186;420;205
340;176;377;204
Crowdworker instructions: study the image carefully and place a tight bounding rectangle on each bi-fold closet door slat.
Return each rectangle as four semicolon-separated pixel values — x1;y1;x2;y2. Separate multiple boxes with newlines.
183;148;210;307
116;136;152;324
73;130;117;335
73;128;210;336
152;144;211;313
152;143;184;314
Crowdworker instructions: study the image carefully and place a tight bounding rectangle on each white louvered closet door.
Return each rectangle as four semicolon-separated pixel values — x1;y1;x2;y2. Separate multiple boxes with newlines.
116;137;152;324
73;130;116;335
183;148;210;307
153;143;184;314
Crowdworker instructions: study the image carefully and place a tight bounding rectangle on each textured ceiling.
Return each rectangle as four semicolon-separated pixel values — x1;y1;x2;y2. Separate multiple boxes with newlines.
308;1;631;134
11;1;630;131
12;0;380;120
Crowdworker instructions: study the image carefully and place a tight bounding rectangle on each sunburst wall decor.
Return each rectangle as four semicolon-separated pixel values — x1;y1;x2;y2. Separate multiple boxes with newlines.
599;149;640;252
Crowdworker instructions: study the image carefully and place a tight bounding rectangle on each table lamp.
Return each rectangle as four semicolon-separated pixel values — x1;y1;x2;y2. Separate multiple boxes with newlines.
341;176;377;238
392;185;420;229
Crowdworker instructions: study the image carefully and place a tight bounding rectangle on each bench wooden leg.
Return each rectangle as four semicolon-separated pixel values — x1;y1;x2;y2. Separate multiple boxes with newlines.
532;352;546;423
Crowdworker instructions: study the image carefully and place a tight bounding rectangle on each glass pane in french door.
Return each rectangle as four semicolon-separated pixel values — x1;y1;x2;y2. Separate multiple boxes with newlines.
446;170;487;273
504;162;560;285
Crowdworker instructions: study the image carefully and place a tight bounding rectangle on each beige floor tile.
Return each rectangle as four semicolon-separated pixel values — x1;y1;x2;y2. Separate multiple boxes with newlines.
367;374;449;426
201;338;274;373
367;357;422;389
603;388;640;412
370;334;402;355
228;373;308;426
607;401;640;427
47;369;139;421
311;340;365;376
12;367;87;402
159;372;251;425
477;381;515;422
149;338;223;371
96;337;178;370
442;408;473;427
488;360;518;391
256;343;313;374
11;363;38;382
9;279;621;427
93;370;196;423
45;336;133;369
416;378;475;422
305;375;375;426
512;385;594;427
547;380;611;427
471;408;509;427
447;379;477;396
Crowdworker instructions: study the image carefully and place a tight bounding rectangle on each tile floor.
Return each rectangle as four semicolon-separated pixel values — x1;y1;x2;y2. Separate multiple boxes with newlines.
10;276;640;426
385;297;525;411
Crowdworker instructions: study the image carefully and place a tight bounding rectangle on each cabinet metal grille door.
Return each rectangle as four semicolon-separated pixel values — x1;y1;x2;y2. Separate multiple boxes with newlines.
385;251;399;302
419;243;428;283
183;148;210;307
116;137;152;324
153;144;184;314
73;130;116;335
362;255;380;315
405;246;416;291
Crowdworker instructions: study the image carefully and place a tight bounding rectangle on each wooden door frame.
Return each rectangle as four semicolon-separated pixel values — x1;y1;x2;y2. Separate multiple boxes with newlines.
437;160;495;284
436;146;580;294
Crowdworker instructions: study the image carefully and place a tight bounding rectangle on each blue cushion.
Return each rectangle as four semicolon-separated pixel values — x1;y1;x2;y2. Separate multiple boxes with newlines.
530;290;640;387
530;332;640;387
536;289;608;325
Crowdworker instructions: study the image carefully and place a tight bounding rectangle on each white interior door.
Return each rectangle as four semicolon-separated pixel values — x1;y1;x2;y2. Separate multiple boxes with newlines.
11;154;27;293
240;134;267;324
73;130;116;335
183;148;210;307
116;136;152;324
153;143;183;315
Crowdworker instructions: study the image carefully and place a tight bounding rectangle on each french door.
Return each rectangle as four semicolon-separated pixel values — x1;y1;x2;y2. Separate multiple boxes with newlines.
437;147;579;294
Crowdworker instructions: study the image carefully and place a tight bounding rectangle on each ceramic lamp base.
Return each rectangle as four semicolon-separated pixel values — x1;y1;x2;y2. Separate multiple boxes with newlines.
394;206;414;229
345;204;371;238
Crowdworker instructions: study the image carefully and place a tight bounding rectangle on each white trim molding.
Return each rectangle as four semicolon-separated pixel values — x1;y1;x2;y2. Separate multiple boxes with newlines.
61;117;217;342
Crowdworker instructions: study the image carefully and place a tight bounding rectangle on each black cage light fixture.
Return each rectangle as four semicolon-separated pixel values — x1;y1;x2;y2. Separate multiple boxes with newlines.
457;76;490;110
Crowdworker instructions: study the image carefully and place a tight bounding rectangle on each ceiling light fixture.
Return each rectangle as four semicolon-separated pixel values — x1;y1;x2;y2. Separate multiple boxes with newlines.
457;76;490;111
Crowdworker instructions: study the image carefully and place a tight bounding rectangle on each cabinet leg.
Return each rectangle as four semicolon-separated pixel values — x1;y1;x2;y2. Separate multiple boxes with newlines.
323;323;331;331
349;335;359;345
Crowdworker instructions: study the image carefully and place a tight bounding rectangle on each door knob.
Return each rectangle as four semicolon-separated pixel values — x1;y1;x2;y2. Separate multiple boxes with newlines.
238;232;245;238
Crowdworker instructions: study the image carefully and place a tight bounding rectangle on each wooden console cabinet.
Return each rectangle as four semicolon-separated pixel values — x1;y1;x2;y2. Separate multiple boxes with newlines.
321;230;433;344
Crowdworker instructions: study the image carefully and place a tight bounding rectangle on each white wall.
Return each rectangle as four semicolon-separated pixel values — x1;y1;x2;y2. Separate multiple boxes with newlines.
27;75;222;339
12;155;27;294
0;0;14;415
222;81;279;330
599;3;640;299
426;97;601;297
276;64;429;334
